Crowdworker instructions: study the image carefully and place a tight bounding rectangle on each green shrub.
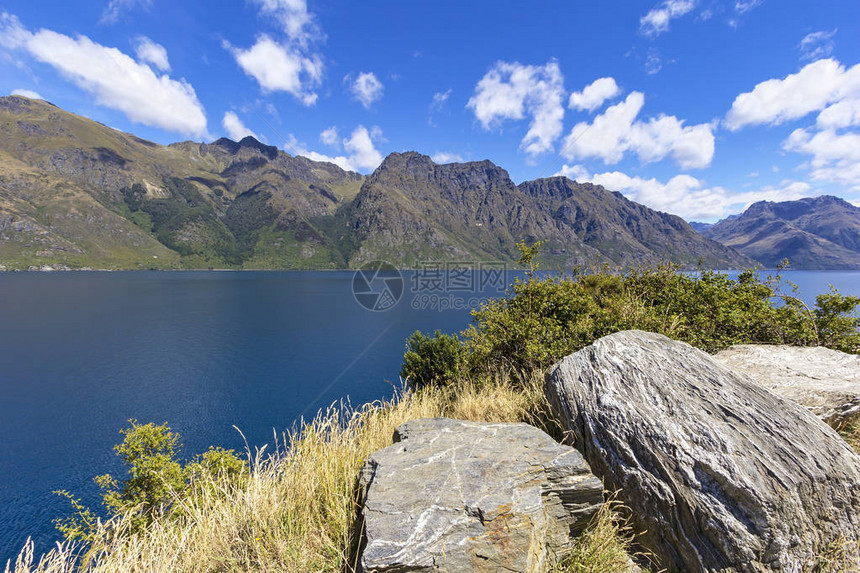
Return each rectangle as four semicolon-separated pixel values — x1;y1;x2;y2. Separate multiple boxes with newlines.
55;420;247;540
453;258;859;384
814;287;860;353
400;329;466;389
95;420;185;524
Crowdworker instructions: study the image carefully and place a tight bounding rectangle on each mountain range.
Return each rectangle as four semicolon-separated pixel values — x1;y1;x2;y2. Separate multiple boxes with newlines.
0;95;752;270
700;197;860;269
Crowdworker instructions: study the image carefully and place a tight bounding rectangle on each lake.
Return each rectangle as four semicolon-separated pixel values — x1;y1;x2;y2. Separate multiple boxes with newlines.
1;268;858;562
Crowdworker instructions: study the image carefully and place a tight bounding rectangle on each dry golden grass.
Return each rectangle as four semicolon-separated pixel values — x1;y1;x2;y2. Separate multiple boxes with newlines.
7;374;637;573
550;498;645;573
836;418;860;455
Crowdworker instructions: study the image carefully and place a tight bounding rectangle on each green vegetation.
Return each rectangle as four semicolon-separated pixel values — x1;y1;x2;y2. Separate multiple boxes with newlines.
114;177;353;269
7;250;860;573
54;420;247;545
401;329;465;389
223;188;277;259
414;261;859;385
120;178;242;267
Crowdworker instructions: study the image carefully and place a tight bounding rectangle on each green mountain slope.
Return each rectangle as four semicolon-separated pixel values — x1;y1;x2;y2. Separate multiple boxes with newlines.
0;96;752;270
0;96;362;269
703;196;860;269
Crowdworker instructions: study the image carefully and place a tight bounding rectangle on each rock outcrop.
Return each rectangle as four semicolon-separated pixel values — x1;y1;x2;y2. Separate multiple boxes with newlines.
546;330;860;572
715;344;860;428
357;418;604;573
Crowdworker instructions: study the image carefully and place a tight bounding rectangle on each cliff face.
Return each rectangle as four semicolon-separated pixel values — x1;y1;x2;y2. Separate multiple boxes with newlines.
703;196;860;269
0;96;751;270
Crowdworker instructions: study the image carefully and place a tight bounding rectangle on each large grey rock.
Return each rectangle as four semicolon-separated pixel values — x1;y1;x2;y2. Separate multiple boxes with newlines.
714;344;860;427
546;330;860;573
357;418;604;573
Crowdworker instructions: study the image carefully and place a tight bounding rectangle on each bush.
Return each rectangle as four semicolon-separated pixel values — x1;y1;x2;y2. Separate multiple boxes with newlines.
55;420;247;540
455;262;859;384
96;420;185;522
400;329;465;389
814;287;860;353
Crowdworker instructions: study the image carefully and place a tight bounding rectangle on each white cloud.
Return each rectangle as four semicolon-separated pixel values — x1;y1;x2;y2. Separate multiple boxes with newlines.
430;89;452;113
11;88;42;99
432;89;451;108
320;126;339;147
784;128;860;190
0;12;29;49
799;29;837;62
557;164;814;220
428;89;452;126
468;60;565;157
231;35;321;105
1;14;207;137
630;115;715;169
349;72;383;109
431;152;463;164
290;125;383;173
727;57;860;191
253;0;321;47
640;0;696;37
725;59;860;130
343;125;383;170
568;77;620;112
785;128;860;165
231;0;324;106
100;0;151;25
645;49;663;75
134;36;170;72
222;111;257;141
817;98;860;129
561;92;715;169
554;164;591;182
562;92;643;165
735;0;763;14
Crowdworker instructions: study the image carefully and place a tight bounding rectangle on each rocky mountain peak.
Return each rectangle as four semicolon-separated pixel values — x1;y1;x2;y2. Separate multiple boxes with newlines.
368;152;513;192
0;95;57;115
210;136;280;161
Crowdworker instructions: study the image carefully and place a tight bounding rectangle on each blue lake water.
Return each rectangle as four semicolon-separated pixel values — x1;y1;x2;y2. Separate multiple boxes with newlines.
1;269;858;562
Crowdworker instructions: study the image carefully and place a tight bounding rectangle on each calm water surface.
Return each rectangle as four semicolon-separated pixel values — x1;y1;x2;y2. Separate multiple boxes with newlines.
0;269;858;561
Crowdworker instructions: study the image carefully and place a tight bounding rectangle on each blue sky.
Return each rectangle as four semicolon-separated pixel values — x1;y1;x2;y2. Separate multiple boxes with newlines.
1;0;858;221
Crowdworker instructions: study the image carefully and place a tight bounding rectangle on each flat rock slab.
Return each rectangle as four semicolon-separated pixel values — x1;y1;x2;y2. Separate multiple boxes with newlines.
546;330;860;573
357;418;604;573
714;344;860;427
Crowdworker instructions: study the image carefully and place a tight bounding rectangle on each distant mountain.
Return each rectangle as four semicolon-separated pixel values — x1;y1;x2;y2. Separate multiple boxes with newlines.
688;215;742;235
0;95;751;270
702;196;860;269
688;221;713;233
